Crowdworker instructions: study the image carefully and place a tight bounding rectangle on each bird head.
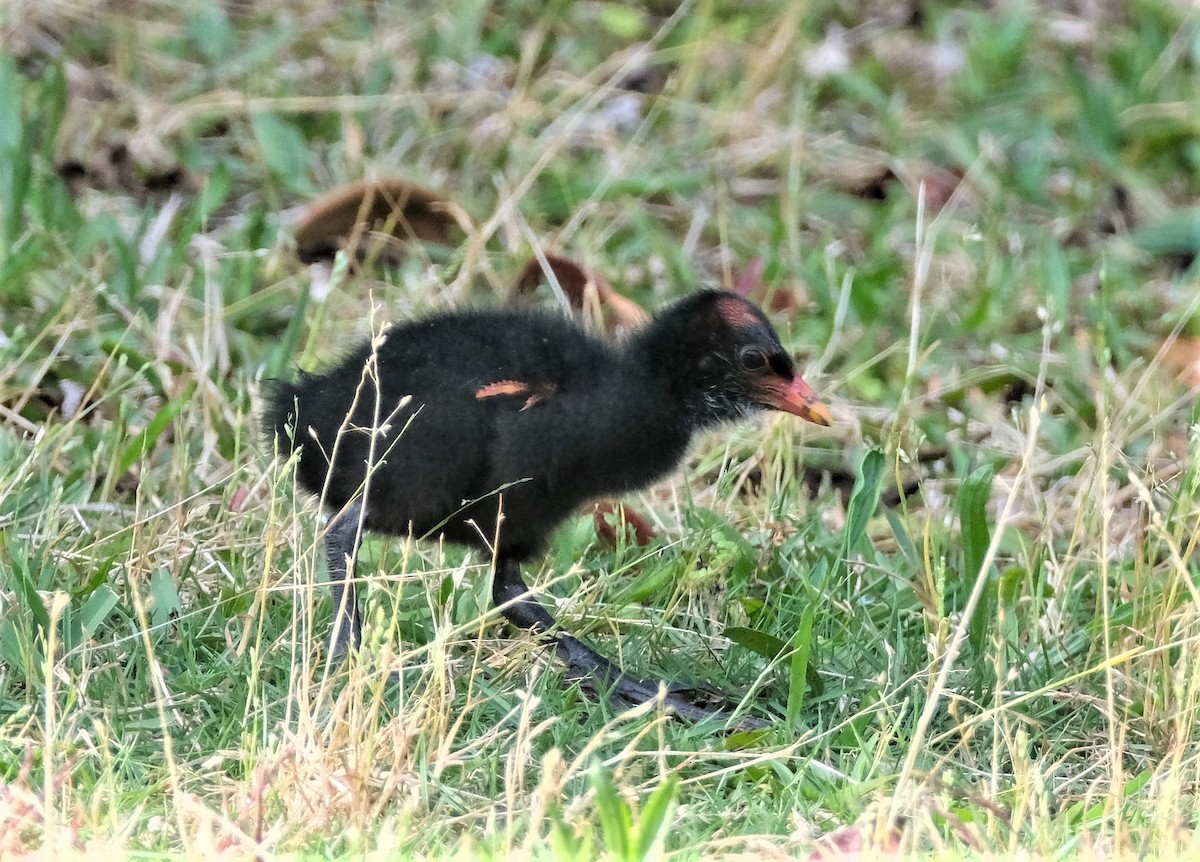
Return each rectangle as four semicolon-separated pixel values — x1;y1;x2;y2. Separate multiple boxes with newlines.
640;291;832;428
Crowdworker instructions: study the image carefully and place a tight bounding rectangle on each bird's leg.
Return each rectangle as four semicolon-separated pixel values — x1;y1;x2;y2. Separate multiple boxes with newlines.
325;500;365;659
492;557;765;728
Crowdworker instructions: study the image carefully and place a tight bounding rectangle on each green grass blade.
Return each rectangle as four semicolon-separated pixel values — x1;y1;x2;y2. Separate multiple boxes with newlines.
785;598;818;729
116;381;197;478
0;54;31;250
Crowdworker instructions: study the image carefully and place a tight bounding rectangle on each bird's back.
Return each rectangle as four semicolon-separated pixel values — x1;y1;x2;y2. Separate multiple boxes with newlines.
265;307;626;553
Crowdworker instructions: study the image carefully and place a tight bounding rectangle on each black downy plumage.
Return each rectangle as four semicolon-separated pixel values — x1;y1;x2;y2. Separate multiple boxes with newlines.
265;290;831;725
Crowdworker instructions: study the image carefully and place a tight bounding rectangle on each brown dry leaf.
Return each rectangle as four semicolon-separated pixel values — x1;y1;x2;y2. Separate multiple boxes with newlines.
723;258;801;317
515;254;648;333
898;162;965;213
592;501;657;548
815;157;896;201
228;486;249;514
732;256;764;297
57;140;188;201
0;743;83;856
56;379;87;421
56;64;188;202
804;815;904;861
474;379;556;411
619;63;673;95
1158;337;1200;390
872;30;965;87
1159;427;1190;460
114;469;140;496
767;287;802;315
293;179;472;263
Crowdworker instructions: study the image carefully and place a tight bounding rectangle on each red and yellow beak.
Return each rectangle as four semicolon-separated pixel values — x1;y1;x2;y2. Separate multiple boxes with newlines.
761;376;832;426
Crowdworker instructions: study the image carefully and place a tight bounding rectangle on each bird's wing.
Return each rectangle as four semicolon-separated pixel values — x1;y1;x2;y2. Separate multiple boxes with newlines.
475;378;558;411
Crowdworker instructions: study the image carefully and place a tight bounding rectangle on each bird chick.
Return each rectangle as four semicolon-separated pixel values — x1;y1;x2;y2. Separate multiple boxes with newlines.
266;290;830;725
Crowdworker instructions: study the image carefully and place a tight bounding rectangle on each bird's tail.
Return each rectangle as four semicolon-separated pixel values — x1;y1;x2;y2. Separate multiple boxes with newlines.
262;377;302;455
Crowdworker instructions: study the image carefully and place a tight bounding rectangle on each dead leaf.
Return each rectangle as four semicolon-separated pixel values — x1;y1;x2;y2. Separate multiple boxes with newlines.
898;162;965;213
114;469;140;496
767;286;801;314
804;815;904;861
1158;337;1200;390
592;501;656;548
57;140;188;200
293;179;472;263
732;257;764;297
229;486;249;514
475;380;533;400
53;62;190;203
515;254;648;333
804;25;851;80
814;157;896;201
619;63;673;95
721;259;801;317
58;380;87;421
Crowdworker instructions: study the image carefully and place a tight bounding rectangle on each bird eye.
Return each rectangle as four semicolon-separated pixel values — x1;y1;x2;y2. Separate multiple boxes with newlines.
738;347;767;371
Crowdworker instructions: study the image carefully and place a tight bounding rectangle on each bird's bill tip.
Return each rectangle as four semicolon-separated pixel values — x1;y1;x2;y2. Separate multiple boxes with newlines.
798;398;834;426
764;377;832;426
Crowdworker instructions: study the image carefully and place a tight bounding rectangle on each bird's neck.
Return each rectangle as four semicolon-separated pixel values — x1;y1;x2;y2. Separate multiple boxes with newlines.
572;359;693;495
626;322;722;433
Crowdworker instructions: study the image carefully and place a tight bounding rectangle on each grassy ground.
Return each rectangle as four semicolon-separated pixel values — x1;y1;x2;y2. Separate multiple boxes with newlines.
3;0;1200;858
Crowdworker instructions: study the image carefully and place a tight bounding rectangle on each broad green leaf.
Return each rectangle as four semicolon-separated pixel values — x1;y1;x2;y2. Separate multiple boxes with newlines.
1041;238;1070;325
186;0;235;61
264;275;312;378
592;768;632;861
0;54;20;153
550;809;591;861
841;448;885;561
196;162;233;225
600;5;646;38
959;464;995;655
1131;208;1200;256
884;508;917;566
959;465;994;581
633;775;678;861
1065;57;1119;167
251;113;312;194
80;585;120;637
0;54;31;248
3;535;50;631
149;569;182;628
723;626;787;660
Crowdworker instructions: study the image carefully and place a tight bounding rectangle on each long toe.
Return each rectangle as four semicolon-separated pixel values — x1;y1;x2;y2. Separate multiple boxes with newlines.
326;613;362;662
614;676;770;731
556;634;768;730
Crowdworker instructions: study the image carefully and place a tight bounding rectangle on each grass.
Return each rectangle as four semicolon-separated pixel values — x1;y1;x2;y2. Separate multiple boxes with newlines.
3;0;1200;857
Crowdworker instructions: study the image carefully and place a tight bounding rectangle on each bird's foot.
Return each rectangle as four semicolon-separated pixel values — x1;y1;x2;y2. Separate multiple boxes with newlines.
492;557;768;731
325;604;363;663
554;633;768;731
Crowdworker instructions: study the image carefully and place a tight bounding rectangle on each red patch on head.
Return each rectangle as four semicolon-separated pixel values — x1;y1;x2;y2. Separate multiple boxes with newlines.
712;296;761;329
